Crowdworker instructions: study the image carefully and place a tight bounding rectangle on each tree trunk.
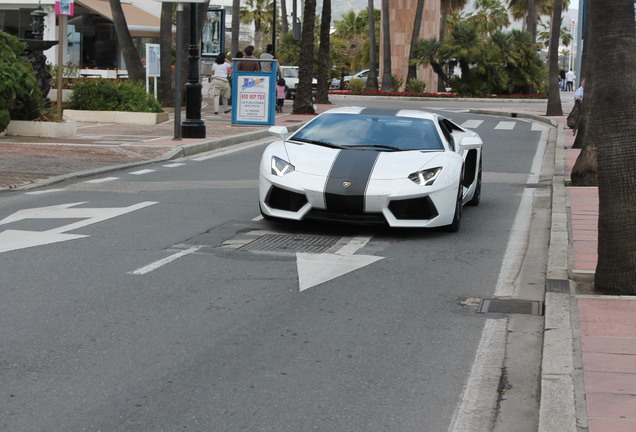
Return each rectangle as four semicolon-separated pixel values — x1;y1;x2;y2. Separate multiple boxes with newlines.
545;0;563;116
527;0;537;43
292;0;316;114
315;0;331;104
407;0;425;82
109;0;145;82
232;0;240;56
380;0;393;91
158;2;174;107
570;140;597;185
280;0;289;34
590;0;636;294
572;3;591;150
366;0;378;91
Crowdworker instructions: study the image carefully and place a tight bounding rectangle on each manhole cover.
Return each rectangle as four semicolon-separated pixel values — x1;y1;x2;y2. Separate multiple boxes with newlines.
239;234;340;253
477;299;543;315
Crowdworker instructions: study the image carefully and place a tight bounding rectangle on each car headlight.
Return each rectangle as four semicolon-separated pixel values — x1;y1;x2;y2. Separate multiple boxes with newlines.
408;167;442;186
271;156;295;176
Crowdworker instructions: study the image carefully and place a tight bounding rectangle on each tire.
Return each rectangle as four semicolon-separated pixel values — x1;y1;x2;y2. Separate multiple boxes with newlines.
444;180;463;232
467;161;482;207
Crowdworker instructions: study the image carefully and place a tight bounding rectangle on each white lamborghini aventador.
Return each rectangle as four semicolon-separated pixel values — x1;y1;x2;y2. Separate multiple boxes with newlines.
258;107;483;231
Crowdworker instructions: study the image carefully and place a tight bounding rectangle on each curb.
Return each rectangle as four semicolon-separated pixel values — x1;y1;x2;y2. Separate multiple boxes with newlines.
8;121;306;193
538;123;577;432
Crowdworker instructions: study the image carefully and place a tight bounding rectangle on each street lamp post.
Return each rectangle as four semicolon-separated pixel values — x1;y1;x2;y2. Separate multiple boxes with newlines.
181;2;206;138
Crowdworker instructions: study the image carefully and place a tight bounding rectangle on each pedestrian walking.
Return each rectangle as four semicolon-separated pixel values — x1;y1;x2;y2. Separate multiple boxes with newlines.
276;78;286;113
209;53;232;115
565;69;575;92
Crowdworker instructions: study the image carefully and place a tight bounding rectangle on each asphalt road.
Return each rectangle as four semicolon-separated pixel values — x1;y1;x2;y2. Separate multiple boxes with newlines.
0;104;550;431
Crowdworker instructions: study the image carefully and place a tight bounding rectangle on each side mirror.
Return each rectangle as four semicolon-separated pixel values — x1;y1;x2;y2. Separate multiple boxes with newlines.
457;135;482;149
268;125;289;139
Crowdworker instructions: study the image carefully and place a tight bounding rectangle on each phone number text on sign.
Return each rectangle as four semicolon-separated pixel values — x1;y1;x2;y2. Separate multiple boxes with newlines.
241;94;265;100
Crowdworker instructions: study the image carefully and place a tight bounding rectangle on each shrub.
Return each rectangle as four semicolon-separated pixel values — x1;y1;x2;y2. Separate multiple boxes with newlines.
391;74;404;91
0;31;44;132
405;78;427;93
348;78;366;92
68;79;163;113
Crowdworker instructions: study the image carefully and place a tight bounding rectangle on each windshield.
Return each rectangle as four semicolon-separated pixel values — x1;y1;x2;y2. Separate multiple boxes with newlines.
290;113;444;151
282;68;299;78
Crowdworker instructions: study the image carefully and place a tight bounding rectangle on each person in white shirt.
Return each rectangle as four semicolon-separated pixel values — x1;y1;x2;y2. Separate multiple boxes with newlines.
210;53;232;114
565;69;576;91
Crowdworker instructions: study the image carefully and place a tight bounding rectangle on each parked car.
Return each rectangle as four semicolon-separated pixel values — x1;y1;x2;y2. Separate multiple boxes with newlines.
279;66;317;99
330;69;377;89
259;107;483;231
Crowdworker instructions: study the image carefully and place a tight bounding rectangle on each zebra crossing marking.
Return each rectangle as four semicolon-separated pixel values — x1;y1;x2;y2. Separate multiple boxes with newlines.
494;121;517;130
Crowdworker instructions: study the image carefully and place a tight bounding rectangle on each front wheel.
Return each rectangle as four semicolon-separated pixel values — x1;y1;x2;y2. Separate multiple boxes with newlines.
467;163;482;207
443;182;463;232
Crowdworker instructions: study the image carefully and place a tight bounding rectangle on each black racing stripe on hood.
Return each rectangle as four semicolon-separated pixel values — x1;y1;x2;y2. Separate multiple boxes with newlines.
324;149;380;214
359;107;400;117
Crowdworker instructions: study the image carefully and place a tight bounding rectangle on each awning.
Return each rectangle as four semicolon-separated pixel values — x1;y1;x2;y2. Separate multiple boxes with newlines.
75;0;160;36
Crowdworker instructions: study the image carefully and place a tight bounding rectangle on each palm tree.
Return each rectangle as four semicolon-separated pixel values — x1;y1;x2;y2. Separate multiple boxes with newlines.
334;11;367;38
412;38;451;87
292;0;316;114
279;0;288;34
380;0;393;91
241;0;273;50
109;0;145;82
545;0;563;115
589;0;636;294
315;0;331;104
407;0;425;81
440;0;469;42
232;0;240;56
366;0;378;91
158;2;174;106
470;0;510;35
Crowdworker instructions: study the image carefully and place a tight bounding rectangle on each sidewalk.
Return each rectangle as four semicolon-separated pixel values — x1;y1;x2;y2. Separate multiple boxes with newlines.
561;124;636;432
0;92;326;191
1;94;633;431
539;117;636;432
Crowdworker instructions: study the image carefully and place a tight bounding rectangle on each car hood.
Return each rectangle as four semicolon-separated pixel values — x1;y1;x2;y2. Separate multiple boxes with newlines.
282;141;445;180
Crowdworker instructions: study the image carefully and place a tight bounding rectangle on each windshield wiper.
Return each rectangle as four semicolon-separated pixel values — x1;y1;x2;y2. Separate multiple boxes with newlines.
355;144;403;151
290;137;344;149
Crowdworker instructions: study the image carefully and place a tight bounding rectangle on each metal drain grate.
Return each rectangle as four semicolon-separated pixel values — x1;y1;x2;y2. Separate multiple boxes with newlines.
546;279;570;293
239;234;341;253
477;299;543;316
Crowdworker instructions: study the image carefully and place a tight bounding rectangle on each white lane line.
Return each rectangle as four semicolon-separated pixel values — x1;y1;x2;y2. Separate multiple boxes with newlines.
129;169;155;175
460;119;484;129
447;318;508;432
494;121;516;130
85;177;118;183
25;189;65;195
163;163;186;168
193;139;272;161
129;246;203;275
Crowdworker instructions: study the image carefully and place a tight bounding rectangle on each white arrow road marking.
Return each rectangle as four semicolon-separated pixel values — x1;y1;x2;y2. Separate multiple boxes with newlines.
0;230;89;253
0;201;157;253
297;235;383;292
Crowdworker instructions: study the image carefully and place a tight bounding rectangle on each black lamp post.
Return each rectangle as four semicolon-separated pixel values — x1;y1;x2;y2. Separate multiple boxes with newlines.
272;0;276;55
181;2;205;138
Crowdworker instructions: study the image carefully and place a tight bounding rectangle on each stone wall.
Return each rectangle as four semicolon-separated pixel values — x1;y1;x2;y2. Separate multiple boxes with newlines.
380;0;440;91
